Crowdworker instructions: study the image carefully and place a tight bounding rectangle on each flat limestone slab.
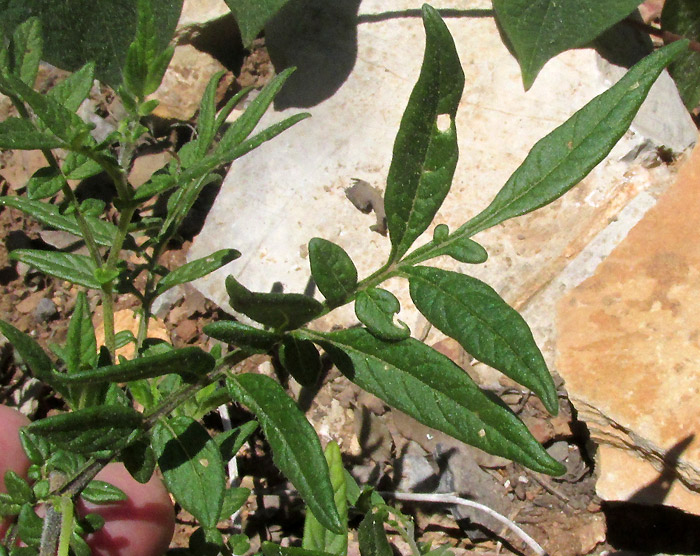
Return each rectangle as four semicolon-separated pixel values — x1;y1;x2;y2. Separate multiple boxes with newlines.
188;0;694;337
556;144;700;513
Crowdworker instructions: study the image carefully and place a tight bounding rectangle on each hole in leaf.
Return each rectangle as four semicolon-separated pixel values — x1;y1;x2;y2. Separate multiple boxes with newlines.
436;113;451;132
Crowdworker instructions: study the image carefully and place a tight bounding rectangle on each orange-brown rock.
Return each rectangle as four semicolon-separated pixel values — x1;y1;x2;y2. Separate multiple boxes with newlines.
557;143;700;513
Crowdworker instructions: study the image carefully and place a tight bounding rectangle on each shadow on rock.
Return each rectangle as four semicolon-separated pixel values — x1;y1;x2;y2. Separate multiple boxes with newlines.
604;435;700;554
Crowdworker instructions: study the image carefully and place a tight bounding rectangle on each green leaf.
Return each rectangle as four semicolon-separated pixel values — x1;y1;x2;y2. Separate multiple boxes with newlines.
300;328;564;475
278;336;322;387
80;480;127;504
69;533;91;556
26;167;63;200
9;249;100;289
19;430;51;466
10;17;41;86
226;275;323;331
662;0;700;110
156;249;241;296
358;509;392;556
228;373;343;534
204;321;281;353
229;533;251;556
0;320;52;381
133;173;176;201
262;543;336;556
63;152;104;181
217;67;297;153
464;40;688;234
493;0;643;89
4;471;34;505
404;266;558;415
0;494;21;517
220;487;250;520
196;70;226;157
62;291;104;409
25;406;143;454
216;421;259;462
0;1;182;89
121;435;157;484
303;441;347;556
64;292;97;374
216;112;310;165
355;288;410;341
429;227;488;264
384;6;464;262
151;416;225;529
0;118;62;149
223;0;291;47
122;0;175;97
17;504;42;546
308;238;357;307
53;346;215;384
47;62;96;113
190;527;225;556
0;73;91;145
0;197;116;246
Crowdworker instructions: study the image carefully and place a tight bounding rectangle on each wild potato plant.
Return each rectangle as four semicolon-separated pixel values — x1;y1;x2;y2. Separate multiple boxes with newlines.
0;2;687;555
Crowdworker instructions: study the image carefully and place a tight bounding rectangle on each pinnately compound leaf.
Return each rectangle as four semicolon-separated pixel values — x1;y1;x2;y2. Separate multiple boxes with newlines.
151;416;225;529
355;288;410;341
493;0;643;89
302;441;348;556
404;266;558;414
308;238;358;307
465;40;687;235
228;373;344;533
384;5;464;262
300;328;564;475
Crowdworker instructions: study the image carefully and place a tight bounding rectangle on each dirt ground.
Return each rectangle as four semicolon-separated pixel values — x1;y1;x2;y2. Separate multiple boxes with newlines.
1;15;700;556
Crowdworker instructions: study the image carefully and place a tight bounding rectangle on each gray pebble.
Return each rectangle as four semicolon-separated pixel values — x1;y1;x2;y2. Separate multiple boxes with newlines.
34;297;58;322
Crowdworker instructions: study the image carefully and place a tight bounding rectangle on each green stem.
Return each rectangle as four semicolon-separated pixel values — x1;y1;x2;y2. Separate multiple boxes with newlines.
101;282;116;357
56;497;74;556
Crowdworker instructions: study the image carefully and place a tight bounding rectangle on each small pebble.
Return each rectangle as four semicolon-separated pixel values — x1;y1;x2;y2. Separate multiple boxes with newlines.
34;297;58;323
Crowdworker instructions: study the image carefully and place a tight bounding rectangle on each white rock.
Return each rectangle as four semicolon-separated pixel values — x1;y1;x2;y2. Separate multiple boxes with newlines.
188;0;696;339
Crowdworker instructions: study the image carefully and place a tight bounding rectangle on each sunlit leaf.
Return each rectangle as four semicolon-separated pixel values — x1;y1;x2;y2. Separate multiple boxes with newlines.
228;373;343;533
300;328;563;475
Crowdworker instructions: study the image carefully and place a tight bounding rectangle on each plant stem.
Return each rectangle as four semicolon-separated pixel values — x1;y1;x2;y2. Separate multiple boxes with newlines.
38;504;63;556
624;17;700;53
56;497;74;556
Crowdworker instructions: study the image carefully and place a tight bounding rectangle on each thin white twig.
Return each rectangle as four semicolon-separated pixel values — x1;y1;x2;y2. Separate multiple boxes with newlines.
218;403;242;531
378;491;547;556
